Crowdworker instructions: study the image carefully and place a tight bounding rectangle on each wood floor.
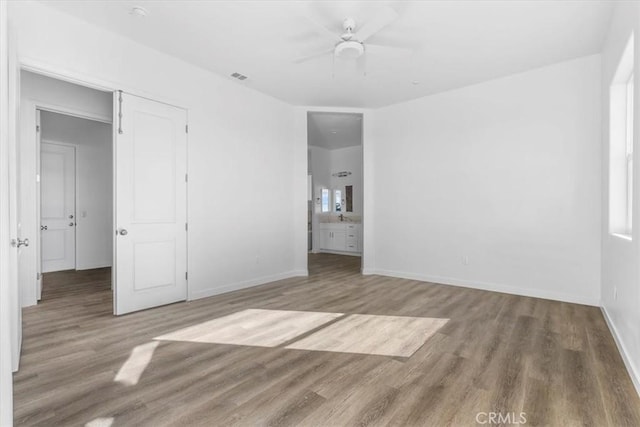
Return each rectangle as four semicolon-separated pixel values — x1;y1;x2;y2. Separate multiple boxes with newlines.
14;254;640;426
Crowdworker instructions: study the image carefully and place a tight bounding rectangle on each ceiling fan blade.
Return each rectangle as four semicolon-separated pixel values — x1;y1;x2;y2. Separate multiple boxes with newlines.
293;48;334;64
354;6;399;42
294;3;341;42
365;44;413;57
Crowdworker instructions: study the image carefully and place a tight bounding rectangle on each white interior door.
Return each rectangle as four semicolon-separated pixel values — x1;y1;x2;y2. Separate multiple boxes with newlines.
40;142;76;273
115;92;188;315
2;0;19;387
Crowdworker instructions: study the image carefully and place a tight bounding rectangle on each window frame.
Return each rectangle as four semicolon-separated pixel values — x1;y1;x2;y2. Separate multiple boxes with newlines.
625;72;634;234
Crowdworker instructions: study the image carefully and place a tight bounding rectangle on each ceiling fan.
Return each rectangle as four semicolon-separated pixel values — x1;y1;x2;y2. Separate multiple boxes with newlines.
294;6;412;67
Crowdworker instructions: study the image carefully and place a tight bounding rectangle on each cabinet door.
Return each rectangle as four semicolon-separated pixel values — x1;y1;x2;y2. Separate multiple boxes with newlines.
319;229;330;250
331;231;347;251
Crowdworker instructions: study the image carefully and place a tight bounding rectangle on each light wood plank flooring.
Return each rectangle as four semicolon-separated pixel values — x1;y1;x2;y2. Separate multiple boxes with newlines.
14;254;640;426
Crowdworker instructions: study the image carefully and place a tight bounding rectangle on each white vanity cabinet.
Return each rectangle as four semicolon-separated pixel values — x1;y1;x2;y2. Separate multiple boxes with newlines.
345;223;359;252
318;223;361;254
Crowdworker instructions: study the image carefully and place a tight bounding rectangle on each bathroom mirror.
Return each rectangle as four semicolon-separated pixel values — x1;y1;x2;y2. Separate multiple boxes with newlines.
334;189;342;212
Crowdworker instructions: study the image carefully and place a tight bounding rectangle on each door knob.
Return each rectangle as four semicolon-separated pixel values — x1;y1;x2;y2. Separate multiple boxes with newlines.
69;222;75;226
119;229;128;236
11;238;29;248
40;225;48;231
69;214;74;219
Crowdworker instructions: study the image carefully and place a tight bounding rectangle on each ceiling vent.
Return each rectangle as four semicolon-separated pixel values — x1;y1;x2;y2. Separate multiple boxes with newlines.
231;72;248;81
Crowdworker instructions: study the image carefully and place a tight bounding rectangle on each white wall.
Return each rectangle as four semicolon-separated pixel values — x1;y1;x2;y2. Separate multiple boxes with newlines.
21;70;112;119
19;70;113;305
40;111;112;270
601;1;640;394
0;0;15;423
368;55;602;306
9;1;302;305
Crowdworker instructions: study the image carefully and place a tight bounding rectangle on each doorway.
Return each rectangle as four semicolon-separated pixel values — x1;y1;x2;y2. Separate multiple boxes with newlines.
307;111;363;273
19;70;189;317
38;110;114;300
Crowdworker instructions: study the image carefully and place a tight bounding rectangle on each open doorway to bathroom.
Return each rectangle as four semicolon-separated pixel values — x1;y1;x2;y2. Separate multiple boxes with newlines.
307;111;363;273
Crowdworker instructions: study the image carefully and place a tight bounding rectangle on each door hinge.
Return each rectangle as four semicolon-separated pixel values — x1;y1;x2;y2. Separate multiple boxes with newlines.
185;124;189;133
185;173;188;182
36;125;40;132
117;90;124;134
37;272;41;280
185;222;188;231
185;272;188;280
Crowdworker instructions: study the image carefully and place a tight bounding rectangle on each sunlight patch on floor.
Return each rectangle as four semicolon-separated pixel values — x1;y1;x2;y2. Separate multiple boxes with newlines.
153;308;448;358
154;308;343;347
114;341;159;386
287;314;449;357
85;417;114;427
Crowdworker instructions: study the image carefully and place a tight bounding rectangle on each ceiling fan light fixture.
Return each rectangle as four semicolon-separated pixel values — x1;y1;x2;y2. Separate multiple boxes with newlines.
334;41;364;59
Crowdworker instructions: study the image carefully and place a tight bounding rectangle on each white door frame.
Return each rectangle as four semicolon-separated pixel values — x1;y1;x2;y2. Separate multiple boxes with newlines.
302;107;370;273
16;60;190;315
28;103;111;304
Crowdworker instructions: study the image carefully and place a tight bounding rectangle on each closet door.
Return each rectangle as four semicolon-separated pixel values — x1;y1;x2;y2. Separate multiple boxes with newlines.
114;92;188;315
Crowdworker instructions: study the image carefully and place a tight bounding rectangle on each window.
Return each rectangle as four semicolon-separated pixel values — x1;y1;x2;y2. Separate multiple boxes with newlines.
321;188;330;213
610;34;635;238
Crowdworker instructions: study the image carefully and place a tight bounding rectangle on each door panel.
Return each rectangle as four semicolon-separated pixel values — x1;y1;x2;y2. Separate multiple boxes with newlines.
330;231;346;251
132;112;176;223
115;92;187;315
40;143;75;273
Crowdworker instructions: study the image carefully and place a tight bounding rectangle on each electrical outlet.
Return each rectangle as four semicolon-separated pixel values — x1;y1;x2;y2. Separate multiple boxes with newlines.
614;286;618;301
255;255;260;265
462;255;469;266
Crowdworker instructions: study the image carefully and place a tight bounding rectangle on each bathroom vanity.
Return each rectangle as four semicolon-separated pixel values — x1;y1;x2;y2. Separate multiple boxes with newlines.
317;222;361;254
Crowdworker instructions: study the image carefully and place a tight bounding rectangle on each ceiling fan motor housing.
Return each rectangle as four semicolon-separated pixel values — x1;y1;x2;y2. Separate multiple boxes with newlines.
343;17;356;32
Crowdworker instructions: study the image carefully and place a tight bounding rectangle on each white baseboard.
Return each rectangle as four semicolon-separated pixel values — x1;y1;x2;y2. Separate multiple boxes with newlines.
76;263;112;271
317;249;362;257
363;268;600;307
189;270;308;301
600;306;640;398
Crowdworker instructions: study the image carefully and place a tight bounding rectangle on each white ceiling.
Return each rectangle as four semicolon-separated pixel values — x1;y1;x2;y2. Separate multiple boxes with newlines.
41;0;614;108
308;112;362;150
